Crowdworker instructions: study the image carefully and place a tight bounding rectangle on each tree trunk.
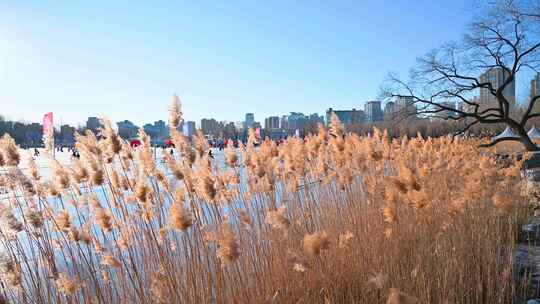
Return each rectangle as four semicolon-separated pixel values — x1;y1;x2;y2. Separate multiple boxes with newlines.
515;125;540;152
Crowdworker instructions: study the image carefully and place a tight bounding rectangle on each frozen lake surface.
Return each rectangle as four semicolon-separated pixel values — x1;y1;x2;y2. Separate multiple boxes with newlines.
1;147;228;180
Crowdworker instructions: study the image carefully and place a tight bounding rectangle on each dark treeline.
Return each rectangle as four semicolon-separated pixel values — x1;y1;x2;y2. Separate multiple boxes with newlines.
0;116;84;147
349;116;540;140
3;113;540;147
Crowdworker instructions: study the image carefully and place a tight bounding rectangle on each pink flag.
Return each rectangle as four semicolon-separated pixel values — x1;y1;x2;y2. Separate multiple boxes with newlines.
43;112;53;133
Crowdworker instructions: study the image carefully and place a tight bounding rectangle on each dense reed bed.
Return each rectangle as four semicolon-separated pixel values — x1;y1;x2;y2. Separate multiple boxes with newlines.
0;98;532;303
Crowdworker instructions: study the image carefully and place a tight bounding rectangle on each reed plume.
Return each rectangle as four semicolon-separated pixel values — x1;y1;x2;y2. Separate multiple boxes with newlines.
169;94;183;130
169;189;193;231
216;223;240;265
303;231;330;256
0;99;530;303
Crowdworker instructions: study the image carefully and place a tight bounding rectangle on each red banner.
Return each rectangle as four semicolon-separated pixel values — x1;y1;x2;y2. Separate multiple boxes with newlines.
43;112;53;133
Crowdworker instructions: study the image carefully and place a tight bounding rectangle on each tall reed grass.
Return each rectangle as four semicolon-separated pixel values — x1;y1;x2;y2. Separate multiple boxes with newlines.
0;97;532;303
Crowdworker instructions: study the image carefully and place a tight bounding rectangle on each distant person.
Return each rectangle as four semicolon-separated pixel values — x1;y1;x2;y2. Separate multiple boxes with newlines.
208;150;214;159
34;148;40;157
170;148;174;156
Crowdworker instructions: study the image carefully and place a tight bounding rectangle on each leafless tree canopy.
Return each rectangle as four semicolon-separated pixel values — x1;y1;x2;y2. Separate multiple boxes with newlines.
383;0;540;151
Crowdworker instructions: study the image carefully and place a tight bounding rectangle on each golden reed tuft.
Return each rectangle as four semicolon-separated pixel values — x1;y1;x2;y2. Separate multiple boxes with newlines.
303;231;330;256
0;96;530;303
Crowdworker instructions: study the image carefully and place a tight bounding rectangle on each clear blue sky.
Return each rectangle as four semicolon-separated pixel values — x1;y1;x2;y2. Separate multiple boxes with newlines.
0;0;475;127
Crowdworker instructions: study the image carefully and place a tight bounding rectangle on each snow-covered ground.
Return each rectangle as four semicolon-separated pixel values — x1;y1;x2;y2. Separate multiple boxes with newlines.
13;148;74;176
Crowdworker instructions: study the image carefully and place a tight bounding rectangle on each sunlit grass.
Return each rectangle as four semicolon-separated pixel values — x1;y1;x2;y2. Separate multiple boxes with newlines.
0;98;532;303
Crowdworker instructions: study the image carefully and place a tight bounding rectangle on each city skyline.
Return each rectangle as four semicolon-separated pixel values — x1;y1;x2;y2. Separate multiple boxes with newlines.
0;0;477;126
1;68;539;145
3;68;539;131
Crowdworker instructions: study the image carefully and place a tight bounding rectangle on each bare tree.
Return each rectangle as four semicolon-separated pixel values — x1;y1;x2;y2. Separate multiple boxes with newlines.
383;0;540;151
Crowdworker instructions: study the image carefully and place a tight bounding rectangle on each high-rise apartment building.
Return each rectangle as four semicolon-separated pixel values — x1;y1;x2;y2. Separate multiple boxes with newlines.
185;121;196;138
264;116;280;130
528;73;540;116
325;108;365;126
280;115;289;130
308;113;324;125
479;67;516;111
384;102;396;120
287;112;308;131
142;120;168;140
395;96;416;118
201;118;219;135
532;72;540;101
86;117;101;130
364;101;383;123
245;113;255;129
117;120;139;139
234;121;245;131
438;101;457;119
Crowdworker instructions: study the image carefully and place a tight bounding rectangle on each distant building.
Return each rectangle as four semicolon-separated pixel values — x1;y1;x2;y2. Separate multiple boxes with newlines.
264;116;280;130
154;120;167;135
143;120;168;142
222;121;237;139
25;123;42;146
234;121;245;131
384;102;396;120
395;96;416;118
532;72;540;101
287;112;308;131
395;96;413;109
245;113;255;129
185;121;196;138
59;124;76;144
459;96;481;114
280;115;289;130
201;118;219;135
308;113;324;125
253;122;262;130
154;120;168;139
325;108;365;126
264;116;281;139
117;120;139;139
142;123;154;137
364;101;383;123
479;67;516;111
457;101;467;113
86;117;101;130
437;101;458;119
528;73;540;116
